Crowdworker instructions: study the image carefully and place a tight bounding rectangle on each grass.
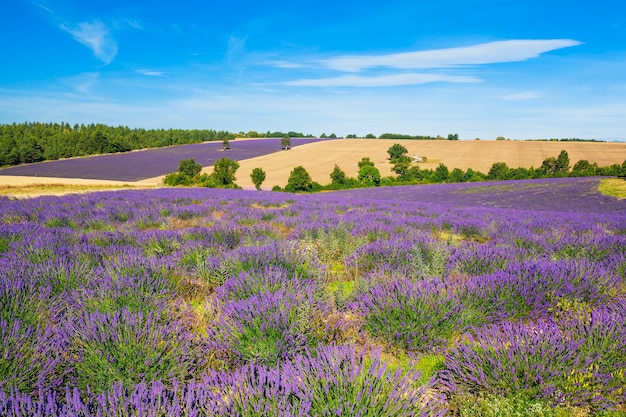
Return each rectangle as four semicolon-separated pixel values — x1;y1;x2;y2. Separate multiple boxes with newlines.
599;179;626;199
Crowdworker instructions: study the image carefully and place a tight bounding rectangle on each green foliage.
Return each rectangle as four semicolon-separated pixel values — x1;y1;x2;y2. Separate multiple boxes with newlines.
387;143;409;162
330;164;347;185
285;166;313;193
358;157;375;169
358;164;381;187
447;133;459;140
572;160;598;177
0;122;234;167
178;158;202;178
163;159;202;186
487;162;511;180
250;167;266;190
432;163;450;182
211;157;240;186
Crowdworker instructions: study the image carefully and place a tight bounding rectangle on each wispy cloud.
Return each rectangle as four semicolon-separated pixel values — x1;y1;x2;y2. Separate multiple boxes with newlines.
308;39;581;72
61;20;118;65
61;72;100;93
284;73;480;87
137;69;165;76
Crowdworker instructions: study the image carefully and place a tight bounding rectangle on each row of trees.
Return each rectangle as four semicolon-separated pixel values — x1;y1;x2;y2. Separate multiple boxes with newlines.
0;122;234;167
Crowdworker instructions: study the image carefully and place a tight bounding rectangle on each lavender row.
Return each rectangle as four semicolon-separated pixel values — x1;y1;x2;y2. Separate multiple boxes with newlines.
0;138;329;181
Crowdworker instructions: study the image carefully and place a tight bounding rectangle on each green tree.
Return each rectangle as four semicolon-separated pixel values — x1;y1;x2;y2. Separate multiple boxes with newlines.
447;133;459;140
358;157;375;169
330;165;347;185
556;150;570;173
571;160;597;177
285;166;312;192
163;158;202;186
358;164;381;186
387;143;408;161
250;167;266;191
178;158;202;178
222;137;230;150
211;158;239;187
449;167;466;183
487;162;511;180
432;163;450;183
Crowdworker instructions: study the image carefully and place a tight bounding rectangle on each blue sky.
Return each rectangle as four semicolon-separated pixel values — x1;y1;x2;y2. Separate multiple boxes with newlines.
1;0;625;140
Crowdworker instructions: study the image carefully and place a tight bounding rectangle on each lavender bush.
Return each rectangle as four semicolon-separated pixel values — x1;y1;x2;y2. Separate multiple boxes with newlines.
0;178;624;415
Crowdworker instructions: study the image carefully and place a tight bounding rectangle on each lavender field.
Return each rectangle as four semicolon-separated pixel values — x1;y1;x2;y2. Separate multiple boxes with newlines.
1;179;625;416
0;138;327;181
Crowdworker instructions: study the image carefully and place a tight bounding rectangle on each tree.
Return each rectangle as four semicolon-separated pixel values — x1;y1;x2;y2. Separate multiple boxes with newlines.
391;159;411;180
387;143;408;162
432;163;450;183
330;165;347;185
571;159;597;177
447;133;459;141
178;158;202;178
285;166;312;192
163;158;202;186
487;162;511;180
211;158;239;186
449;168;466;183
358;157;375;169
250;167;266;191
556;150;570;173
222;137;230;150
358;165;381;187
281;136;291;150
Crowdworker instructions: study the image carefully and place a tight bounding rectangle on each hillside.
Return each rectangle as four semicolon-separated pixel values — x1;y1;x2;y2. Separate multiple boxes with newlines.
229;139;626;189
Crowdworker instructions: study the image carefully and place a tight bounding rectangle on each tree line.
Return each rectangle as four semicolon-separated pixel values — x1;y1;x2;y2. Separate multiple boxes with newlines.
0;122;234;167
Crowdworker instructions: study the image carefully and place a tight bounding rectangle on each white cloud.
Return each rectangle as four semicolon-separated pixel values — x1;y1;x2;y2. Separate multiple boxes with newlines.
313;39;581;72
61;20;118;64
284;73;480;87
137;69;165;77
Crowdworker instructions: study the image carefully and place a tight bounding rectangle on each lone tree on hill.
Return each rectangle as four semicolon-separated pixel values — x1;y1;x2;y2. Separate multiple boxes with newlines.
387;143;408;162
250;167;266;191
281;135;291;150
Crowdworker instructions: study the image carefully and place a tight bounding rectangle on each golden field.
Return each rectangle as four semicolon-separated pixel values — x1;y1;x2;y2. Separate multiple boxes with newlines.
230;139;626;189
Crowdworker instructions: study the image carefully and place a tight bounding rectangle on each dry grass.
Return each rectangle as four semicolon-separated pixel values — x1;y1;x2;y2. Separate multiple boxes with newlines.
233;139;626;189
0;176;154;198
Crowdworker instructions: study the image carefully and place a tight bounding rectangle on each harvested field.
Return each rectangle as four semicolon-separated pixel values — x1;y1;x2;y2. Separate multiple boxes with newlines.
232;139;626;189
